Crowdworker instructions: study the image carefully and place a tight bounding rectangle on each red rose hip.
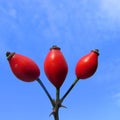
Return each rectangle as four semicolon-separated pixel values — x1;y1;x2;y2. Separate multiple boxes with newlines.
75;49;99;79
6;52;40;82
44;45;68;88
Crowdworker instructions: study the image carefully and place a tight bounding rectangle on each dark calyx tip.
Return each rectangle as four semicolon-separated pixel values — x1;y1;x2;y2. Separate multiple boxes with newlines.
92;49;99;55
50;45;61;50
6;51;15;60
6;52;11;57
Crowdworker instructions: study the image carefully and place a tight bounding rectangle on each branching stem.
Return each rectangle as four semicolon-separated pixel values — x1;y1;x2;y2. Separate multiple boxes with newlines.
36;78;54;107
61;78;79;103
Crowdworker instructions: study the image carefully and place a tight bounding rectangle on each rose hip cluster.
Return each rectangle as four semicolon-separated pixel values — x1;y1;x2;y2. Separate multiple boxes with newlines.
6;45;99;88
6;45;99;120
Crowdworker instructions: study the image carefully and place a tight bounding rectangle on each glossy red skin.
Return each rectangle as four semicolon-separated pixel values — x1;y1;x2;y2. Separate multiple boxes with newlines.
44;47;68;88
75;50;99;79
8;53;40;82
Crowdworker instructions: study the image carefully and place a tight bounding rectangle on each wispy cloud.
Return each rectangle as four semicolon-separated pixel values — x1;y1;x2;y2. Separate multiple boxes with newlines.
8;8;17;18
112;92;120;107
0;3;17;18
100;0;120;21
97;58;120;83
0;0;120;52
96;57;120;107
113;93;120;98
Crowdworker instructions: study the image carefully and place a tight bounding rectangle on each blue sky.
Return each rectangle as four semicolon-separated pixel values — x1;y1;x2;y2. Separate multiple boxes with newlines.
0;0;120;120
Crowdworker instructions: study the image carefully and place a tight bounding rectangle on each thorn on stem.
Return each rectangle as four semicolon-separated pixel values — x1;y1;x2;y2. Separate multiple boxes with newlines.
60;104;67;108
49;109;56;117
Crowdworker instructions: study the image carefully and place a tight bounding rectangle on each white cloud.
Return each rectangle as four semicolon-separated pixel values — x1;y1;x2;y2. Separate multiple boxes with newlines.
100;0;120;20
112;92;120;107
0;4;17;18
97;58;120;107
97;58;120;83
113;93;120;98
9;8;17;18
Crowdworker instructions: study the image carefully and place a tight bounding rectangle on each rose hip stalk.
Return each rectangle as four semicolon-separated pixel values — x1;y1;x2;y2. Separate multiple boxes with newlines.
6;52;40;82
44;45;68;120
61;49;99;103
6;52;55;115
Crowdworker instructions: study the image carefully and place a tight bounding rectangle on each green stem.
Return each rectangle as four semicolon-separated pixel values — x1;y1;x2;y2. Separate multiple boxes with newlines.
36;77;79;120
56;88;60;101
54;108;59;120
53;88;60;120
61;78;79;103
36;78;54;107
